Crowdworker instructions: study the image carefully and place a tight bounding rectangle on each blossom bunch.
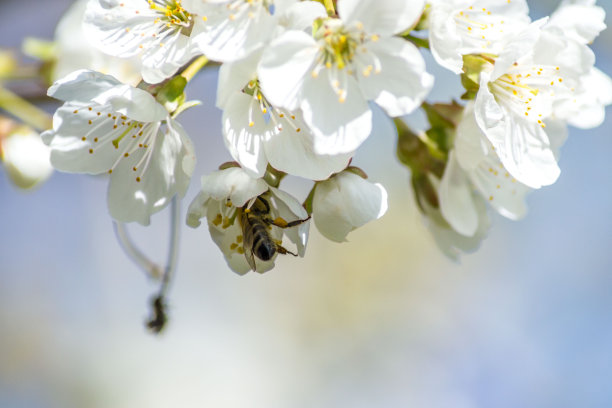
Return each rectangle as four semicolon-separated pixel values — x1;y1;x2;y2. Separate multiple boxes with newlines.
2;0;610;279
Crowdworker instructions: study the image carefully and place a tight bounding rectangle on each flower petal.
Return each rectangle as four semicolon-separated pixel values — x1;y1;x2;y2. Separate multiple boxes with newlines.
200;167;268;207
264;111;353;180
313;172;387;242
301;72;372;155
439;151;479;237
357;37;433;117
339;0;425;36
48;70;167;123
222;92;270;178
258;30;318;111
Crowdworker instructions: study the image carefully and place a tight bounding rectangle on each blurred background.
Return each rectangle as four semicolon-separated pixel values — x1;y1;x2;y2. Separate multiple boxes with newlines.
1;0;611;407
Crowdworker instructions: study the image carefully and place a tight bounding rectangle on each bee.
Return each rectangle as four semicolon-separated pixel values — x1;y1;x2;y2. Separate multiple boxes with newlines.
238;194;310;271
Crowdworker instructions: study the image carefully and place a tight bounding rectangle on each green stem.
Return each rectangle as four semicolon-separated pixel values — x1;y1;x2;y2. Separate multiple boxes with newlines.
0;87;52;131
180;55;209;83
323;0;336;16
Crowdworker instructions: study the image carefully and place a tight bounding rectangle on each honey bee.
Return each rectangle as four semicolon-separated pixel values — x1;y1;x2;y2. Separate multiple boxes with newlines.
238;194;310;271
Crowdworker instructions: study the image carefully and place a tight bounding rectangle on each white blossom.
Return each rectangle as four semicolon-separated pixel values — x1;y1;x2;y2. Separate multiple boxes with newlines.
218;49;353;180
84;0;203;84
187;167;310;274
428;0;530;74
42;70;195;225
473;20;587;189
258;0;433;155
312;170;387;242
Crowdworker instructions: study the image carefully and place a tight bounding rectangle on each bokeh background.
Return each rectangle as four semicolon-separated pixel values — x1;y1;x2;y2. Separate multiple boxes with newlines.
1;1;611;407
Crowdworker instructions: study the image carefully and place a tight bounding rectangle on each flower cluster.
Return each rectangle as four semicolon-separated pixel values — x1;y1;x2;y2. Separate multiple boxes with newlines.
4;0;609;276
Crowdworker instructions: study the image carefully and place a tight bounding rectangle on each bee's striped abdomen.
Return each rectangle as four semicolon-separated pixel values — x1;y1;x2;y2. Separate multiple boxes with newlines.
243;214;276;261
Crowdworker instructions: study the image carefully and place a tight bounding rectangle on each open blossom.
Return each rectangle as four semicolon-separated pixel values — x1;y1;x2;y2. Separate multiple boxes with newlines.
312;170;388;242
428;0;530;74
187;167;310;274
42;70;195;225
218;49;353;180
258;0;433;155
84;0;203;84
185;0;299;62
473;20;589;189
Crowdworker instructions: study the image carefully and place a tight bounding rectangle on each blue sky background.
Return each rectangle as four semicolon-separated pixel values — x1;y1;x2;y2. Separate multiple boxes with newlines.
1;1;611;407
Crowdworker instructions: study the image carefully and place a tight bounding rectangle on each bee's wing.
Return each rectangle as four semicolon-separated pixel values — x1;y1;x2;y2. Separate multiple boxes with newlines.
245;247;257;272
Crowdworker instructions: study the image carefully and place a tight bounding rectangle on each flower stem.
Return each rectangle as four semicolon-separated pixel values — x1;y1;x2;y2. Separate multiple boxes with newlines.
322;0;336;16
113;222;163;280
0;86;52;131
146;196;181;334
180;55;209;83
160;196;181;297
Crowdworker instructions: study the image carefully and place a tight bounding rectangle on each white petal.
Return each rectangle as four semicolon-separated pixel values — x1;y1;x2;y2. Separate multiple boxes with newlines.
258;30;318;111
301;72;372;155
264;111;352;180
475;76;560;188
428;2;465;74
357;37;433;117
200;167;268;207
277;1;327;32
192;2;276;62
439;151;479;237
492;19;546;80
425;192;490;261
186;190;210;228
548;1;606;44
564;68;612;129
222;92;270;178
313;172;387;242
471;158;530;221
339;0;425;36
216;49;261;109
454;102;488;171
48;70;167;123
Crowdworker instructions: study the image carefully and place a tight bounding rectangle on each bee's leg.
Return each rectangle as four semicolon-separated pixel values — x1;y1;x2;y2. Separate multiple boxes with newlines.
268;215;311;229
275;243;299;257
